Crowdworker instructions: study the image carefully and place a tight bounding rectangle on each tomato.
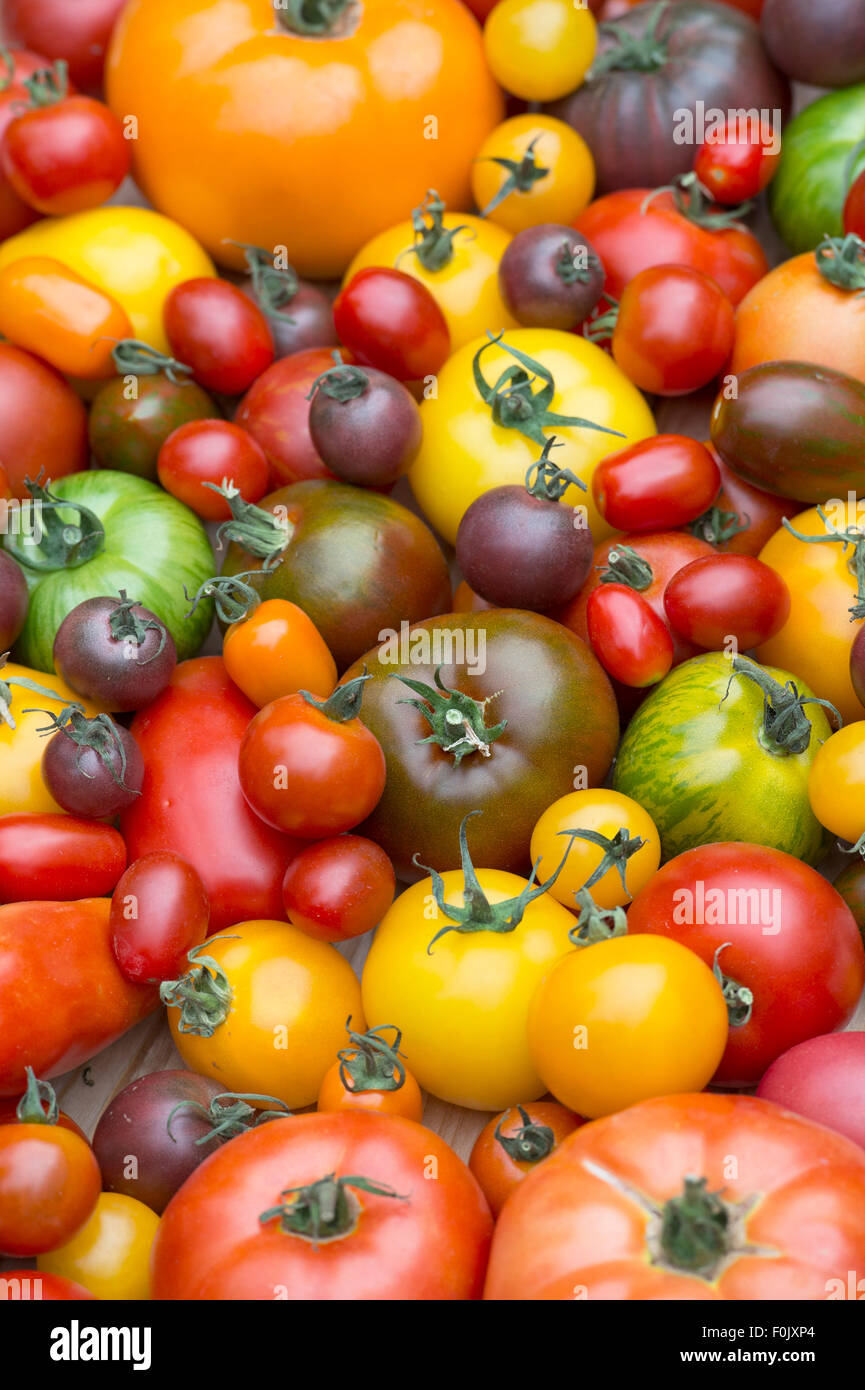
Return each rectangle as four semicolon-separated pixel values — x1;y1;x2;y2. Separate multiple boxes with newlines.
333;268;450;382
471;115;595;232
317;1022;424;1123
627;843;865;1087
0;341;87;499
2;0;127;90
0;813;126;902
224;599;336;709
107;0;502;279
808;722;865;844
53;592;177;713
844;167;865;240
0;1121;101;1257
235;347;346;486
152;1111;492;1300
282;836;395;943
0;550;27;652
762;0;865;89
88;367;214;482
484;1093;865;1300
308;358;422;490
593;435;720;533
163;920;364;1109
771;85;865;256
758;1034;865;1152
612;652;835;864
498;223;605;330
663;555;791;650
484;0;597;102
587;583;675;687
120;659;301;933
606;264;735;396
0;660;103;817
411;327;656;546
693;118;781;204
691;446;798;556
1;78;130;215
469;1101;583;1217
0;1270;94;1300
163;277;274;396
0;49;48;241
0;257;132;379
38;1193;159;1301
157;419;269;519
0;1068;86;1141
110;852;210;984
531;789;660;911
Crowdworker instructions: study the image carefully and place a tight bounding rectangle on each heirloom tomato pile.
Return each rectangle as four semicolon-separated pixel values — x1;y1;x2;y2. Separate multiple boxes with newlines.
2;0;865;1307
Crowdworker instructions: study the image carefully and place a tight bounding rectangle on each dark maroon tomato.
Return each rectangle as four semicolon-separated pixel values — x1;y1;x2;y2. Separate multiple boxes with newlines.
0;550;28;649
2;0;127;90
282;835;396;942
0;813;126;902
41;710;144;817
1;85;130;217
157;419;269;519
239;283;337;358
761;0;865;87
110;852;210;983
88;370;216;480
53;592;177;712
164;278;275;395
663;554;791;651
586;583;674;687
307;359;422;489
498;224;604;329
333;268;450;382
592;435;720;533
851;626;865;710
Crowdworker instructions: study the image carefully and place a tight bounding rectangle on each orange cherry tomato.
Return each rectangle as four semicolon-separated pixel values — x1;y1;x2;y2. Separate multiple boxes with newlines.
317;1022;424;1123
0;1120;101;1257
469;1101;584;1217
0;257;133;379
224;598;337;708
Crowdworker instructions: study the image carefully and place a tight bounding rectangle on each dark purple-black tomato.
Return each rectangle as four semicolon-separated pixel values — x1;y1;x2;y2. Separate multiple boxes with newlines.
498;224;605;330
235;242;338;358
307;355;422;488
851;625;865;710
0;551;28;650
53;592;177;712
40;708;144;817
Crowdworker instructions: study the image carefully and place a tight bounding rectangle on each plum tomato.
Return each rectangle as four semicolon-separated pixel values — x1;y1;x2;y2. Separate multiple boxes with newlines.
110;852;210;984
592;435;721;533
587;583;674;687
163;278;275;395
281;835;396;943
333;267;450;382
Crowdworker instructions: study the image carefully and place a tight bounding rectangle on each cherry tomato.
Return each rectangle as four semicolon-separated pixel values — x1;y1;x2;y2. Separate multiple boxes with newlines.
483;0;597;103
282;835;396;943
844;167;865;239
163;278;275;395
224;599;337;709
664;554;791;651
2;76;129;216
37;1192;159;1301
0;812;126;902
235;346;345;486
41;711;143;819
592;435;721;532
0;49;53;240
469;1101;583;1217
530;788;661;910
608;264;735;396
0;1120;101;1257
110;852;210;984
693;120;782;205
690;445;799;556
157;419;269;519
333;268;450;382
0;256;132;379
587;584;674;687
2;0;127;90
317;1021;424;1122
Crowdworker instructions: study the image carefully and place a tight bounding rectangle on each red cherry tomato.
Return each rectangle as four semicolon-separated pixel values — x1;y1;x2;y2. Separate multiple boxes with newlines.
1;83;129;216
664;555;791;652
235;347;346;486
469;1101;584;1218
693;121;781;205
163;278;275;395
609;264;735;396
0;1121;101;1257
0;49;49;239
333;268;450;382
282;835;396;942
0;813;126;902
2;0;127;90
844;168;865;239
586;583;674;688
109;852;211;984
592;435;720;532
157;419;269;519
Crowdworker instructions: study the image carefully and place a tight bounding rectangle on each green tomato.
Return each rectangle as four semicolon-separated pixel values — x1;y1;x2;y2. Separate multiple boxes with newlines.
612;653;832;865
4;471;214;672
770;84;865;253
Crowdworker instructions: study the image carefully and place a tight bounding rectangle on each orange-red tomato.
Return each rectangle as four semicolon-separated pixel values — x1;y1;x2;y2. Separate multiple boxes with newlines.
0;1122;101;1257
317;1023;424;1123
469;1101;583;1217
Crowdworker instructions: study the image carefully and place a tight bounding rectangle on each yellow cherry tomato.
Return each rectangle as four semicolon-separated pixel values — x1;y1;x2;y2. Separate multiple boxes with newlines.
808;721;865;844
531;789;661;910
0;662;103;816
0;207;214;355
345;192;517;351
484;0;597;102
410;327;656;545
164;920;364;1109
472;115;595;232
528;935;729;1119
757;500;865;725
38;1194;159;1301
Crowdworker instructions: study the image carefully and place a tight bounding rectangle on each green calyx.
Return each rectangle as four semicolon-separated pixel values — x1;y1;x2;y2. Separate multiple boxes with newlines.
274;0;357;37
688;505;748;547
5;474;105;572
841;830;865;859
495;1106;555;1164
642;172;753;232
166;1092;292;1147
815;233;865;296
337;1019;408;1094
185;571;264;625
589;1;670;78
477;137;550;219
659;1177;731;1276
712;943;753;1028
568;887;628;947
0;48;15;92
228;241;298;316
302;672;369;723
560;824;646;897
110;340;194;384
473;331;623;451
556;240;601;288
398;189;472;273
783;508;865;620
207;483;291;570
598;544;653;591
28;704;139;792
391;665;506;765
306;349;369;404
159;938;239;1036
108;590;168;661
724;654;842;757
524;436;586;501
259;1173;406;1244
15;1067;60;1125
0;652;67;732
582;297;619;344
21;58;69;107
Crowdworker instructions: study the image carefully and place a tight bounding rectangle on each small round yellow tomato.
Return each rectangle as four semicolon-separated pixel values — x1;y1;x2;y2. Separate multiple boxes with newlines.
38;1194;159;1301
472;115;595;232
0;662;103;816
528;935;728;1119
165;920;364;1109
531;789;660;910
484;0;597;102
808;721;865;844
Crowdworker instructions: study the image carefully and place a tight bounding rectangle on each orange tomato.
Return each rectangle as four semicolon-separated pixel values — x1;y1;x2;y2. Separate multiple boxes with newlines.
469;1101;583;1217
317;1023;424;1123
0;258;132;380
223;599;337;708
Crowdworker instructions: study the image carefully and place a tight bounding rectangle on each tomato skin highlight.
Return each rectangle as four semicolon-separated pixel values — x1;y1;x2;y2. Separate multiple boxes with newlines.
0;814;126;903
0;257;133;379
587;583;675;687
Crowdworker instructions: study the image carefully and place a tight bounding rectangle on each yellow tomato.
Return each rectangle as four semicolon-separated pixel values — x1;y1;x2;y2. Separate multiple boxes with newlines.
0;662;102;816
472;115;595;232
531;789;660;910
528;935;729;1119
165;921;364;1109
411;327;655;545
0;207;214;355
757;501;865;725
345;195;517;351
808;721;865;844
484;0;597;102
38;1194;159;1301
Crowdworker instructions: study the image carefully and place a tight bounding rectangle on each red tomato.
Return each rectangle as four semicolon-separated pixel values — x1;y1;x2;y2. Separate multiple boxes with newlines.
609;264;735;396
0;49;47;239
2;0;127;90
110;852;210;983
844;168;865;239
0;813;126;902
469;1102;584;1218
1;89;130;216
626;843;865;1086
235;347;343;486
157;419;269;519
333;268;450;382
0;1121;101;1257
757;1033;865;1152
663;554;791;650
151;1111;492;1300
694;121;781;205
0;1269;94;1300
163;278;275;395
592;435;720;532
0;341;88;498
281;835;395;942
586;583;674;687
119;658;300;933
690;446;799;555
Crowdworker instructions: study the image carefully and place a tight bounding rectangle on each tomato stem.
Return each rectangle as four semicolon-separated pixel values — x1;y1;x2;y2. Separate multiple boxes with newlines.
5;474;105;572
658;1177;731;1275
108;590;168;661
337;1019;408;1094
598;544;653;591
110;340;195;384
711;943;753;1028
227;241;299;316
782;508;865;620
642;172;753;232
391;664;507;765
568;887;628;947
590;1;671;77
495;1106;555;1164
0;653;69;732
397;190;472;273
815;233;865;297
259;1173;407;1243
185;572;262;625
477;137;550;219
306;350;369;403
166;1092;292;1147
723;654;842;757
15;1067;60;1125
160;938;239;1036
207;483;291;571
274;0;359;38
556;239;601;288
687;504;749;547
303;672;370;723
524;437;586;500
27;704;140;791
21;58;69;108
560;824;646;897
